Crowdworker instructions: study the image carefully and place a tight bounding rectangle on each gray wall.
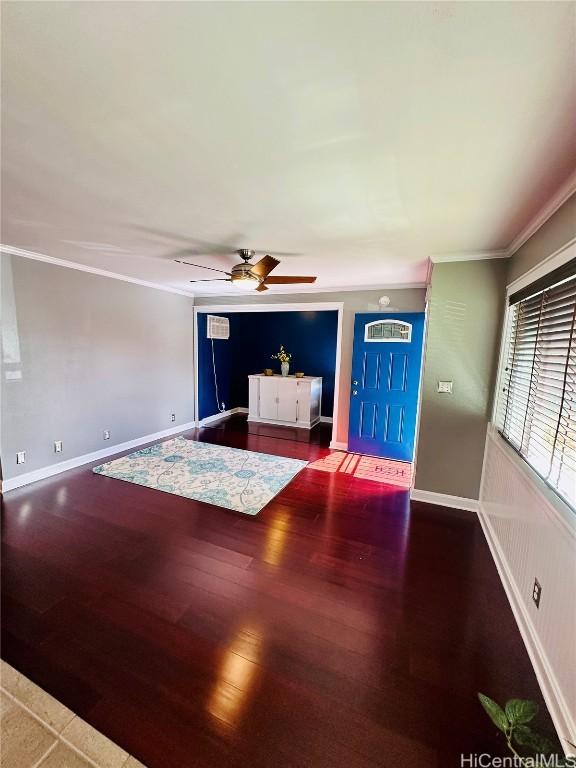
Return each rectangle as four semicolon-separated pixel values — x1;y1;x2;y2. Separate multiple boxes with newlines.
415;194;576;501
508;193;576;283
195;288;426;445
414;260;507;499
1;255;195;480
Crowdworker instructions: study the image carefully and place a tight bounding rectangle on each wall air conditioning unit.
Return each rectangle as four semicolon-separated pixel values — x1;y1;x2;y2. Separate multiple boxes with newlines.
207;315;230;340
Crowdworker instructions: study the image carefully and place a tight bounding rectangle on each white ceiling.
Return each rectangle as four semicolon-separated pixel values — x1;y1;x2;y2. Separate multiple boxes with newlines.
2;1;575;295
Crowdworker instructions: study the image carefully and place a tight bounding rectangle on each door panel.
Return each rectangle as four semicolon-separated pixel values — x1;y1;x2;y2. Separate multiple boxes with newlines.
296;381;310;420
348;313;425;461
389;353;408;391
277;379;298;422
362;352;381;390
259;378;278;420
359;402;378;439
383;404;404;443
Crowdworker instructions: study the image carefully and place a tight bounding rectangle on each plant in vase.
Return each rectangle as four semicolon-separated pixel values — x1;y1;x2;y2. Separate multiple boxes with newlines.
271;345;292;377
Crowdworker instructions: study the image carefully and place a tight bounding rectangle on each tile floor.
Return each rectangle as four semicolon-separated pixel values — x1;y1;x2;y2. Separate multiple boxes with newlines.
0;661;146;768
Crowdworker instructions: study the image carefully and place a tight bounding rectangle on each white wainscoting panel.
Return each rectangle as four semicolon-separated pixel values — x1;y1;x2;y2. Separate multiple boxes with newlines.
479;426;576;751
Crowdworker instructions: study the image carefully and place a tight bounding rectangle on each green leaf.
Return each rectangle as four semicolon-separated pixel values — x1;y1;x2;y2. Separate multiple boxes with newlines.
513;725;555;756
478;693;509;732
505;699;539;725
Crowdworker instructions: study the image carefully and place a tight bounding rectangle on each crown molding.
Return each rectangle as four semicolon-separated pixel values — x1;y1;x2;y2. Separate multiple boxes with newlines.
507;169;576;258
193;281;426;298
194;301;344;313
430;250;508;264
0;244;196;298
2;244;426;297
431;170;576;266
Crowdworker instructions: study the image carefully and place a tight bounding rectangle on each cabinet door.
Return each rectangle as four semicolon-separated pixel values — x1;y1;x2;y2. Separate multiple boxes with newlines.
308;379;322;423
258;378;278;419
296;381;311;423
248;378;260;419
277;379;298;422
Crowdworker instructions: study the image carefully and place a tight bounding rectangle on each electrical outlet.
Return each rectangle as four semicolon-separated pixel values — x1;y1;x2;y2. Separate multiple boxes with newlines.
532;579;542;609
54;440;63;453
171;413;176;422
437;381;453;394
16;451;26;465
103;430;111;440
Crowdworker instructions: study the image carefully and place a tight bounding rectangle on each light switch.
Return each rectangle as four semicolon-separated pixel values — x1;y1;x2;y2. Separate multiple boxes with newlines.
437;381;453;394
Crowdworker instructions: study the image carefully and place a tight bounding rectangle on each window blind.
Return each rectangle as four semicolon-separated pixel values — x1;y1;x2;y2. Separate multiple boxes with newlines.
499;267;576;511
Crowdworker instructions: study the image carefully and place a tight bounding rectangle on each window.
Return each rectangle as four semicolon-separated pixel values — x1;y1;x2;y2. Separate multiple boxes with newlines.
498;259;576;510
364;319;411;342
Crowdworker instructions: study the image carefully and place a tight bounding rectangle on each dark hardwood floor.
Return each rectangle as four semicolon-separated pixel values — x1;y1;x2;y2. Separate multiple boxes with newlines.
1;416;552;767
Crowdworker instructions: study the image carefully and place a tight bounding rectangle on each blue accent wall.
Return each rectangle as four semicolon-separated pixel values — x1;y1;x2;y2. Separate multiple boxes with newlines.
197;310;338;420
234;311;338;416
197;313;236;421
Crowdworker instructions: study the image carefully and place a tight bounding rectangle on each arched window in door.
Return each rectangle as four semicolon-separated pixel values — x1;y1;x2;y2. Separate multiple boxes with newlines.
364;319;412;343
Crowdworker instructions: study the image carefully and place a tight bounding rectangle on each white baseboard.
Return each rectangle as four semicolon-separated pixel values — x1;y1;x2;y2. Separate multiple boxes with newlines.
477;503;575;754
329;441;348;451
410;488;479;512
2;421;197;492
199;407;248;426
247;416;320;429
202;408;329;429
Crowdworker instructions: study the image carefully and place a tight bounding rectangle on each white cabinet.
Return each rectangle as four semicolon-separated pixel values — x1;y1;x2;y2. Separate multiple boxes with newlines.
248;375;322;429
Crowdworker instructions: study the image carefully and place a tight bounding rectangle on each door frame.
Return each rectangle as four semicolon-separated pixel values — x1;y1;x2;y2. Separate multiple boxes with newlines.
193;302;344;447
410;301;429;483
347;311;427;462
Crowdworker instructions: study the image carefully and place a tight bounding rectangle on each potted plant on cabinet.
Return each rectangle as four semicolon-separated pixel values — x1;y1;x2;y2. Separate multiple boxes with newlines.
271;345;292;377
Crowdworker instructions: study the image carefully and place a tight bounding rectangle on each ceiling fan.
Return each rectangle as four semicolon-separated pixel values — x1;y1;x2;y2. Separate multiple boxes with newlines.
176;248;317;292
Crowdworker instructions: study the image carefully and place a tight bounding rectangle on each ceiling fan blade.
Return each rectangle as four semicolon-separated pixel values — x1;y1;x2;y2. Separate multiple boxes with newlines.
175;259;232;276
262;276;317;284
256;283;269;292
251;255;280;278
188;278;231;283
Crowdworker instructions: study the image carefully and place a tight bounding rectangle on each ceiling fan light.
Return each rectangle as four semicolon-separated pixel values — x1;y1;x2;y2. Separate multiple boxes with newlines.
233;276;260;290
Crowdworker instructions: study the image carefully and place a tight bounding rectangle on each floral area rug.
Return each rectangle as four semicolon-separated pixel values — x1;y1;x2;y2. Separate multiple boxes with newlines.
93;436;307;516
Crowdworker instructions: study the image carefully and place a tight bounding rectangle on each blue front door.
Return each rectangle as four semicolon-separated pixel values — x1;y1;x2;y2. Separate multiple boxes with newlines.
348;313;425;461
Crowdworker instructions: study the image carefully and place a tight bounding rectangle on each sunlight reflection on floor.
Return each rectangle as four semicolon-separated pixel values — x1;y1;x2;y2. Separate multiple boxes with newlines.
307;451;412;488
